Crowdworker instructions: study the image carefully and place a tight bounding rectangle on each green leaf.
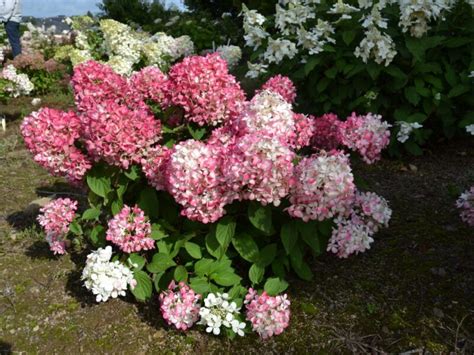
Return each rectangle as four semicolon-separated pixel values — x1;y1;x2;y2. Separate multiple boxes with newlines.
324;66;337;79
318;220;333;236
184;242;202;259
194;258;214;276
216;216;236;248
111;199;123;215
297;221;322;255
248;203;273;235
404;141;423;156
174;265;188;282
385;66;407;80
342;30;356;45
151;223;168;240
280;222;298;255
128;254;146;270
264;277;289;296
291;258;313;281
404;86;421;106
69;221;83;235
82;207;100;221
205;228;225;259
131;270;152;302
89;225;105;247
448;85;470;98
366;64;381;80
257;244;277;267
153;271;165;292
147;253;176;273
304;57;321;75
86;166;112;199
187;124;207;140
249;263;265;284
211;270;241;287
189;277;211;294
124;165;140;181
231;233;259;263
138;187;159;219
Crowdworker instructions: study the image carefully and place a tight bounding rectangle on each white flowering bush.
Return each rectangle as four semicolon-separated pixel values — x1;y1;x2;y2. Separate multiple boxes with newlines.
0;65;34;100
240;0;474;155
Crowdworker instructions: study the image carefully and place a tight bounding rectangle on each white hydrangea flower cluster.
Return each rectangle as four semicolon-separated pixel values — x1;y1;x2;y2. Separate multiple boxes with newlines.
465;124;474;135
142;33;194;68
327;0;360;19
297;19;335;56
1;65;34;97
198;293;246;336
215;45;242;68
81;246;136;303
398;0;454;38
242;4;269;50
275;0;316;35
396;121;423;143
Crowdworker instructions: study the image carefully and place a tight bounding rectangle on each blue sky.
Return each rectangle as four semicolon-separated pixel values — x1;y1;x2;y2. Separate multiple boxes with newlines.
23;0;184;18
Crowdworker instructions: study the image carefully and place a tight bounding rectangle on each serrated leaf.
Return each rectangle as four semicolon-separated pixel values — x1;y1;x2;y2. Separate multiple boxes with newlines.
248;203;273;235
89;225;105;247
128;253;146;270
189;277;211;294
297;220;322;255
249;263;265;284
82;207;100;221
194;258;214;276
264;277;289;296
69;220;83;235
257;244;277;267
280;222;298;255
151;223;168;240
231;233;259;263
111;199;123;215
211;270;241;287
124;165;140;181
86;166;112;199
131;270;152;302
187;124;207;140
216;216;236;248
174;265;188;282
205;228;225;259
147;253;176;273
184;241;202;259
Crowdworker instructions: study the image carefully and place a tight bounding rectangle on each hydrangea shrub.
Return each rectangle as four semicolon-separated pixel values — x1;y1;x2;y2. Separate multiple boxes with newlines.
28;54;393;338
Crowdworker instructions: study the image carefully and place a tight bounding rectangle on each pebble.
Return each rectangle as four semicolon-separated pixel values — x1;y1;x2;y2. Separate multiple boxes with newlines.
33;325;39;332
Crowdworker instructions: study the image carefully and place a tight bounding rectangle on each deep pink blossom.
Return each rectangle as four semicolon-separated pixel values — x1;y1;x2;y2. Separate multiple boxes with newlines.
290;113;315;149
287;150;355;221
167;53;246;126
128;66;170;106
257;75;296;104
141;145;172;191
165;140;235;223
37;198;78;255
159;281;201;331
106;205;155;253
311;113;344;151
21;108;92;184
457;187;474;227
80;101;161;169
244;288;291;339
342;112;391;164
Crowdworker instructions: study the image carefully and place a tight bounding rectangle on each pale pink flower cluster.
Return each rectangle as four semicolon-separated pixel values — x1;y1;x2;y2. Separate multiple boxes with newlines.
457;187;474;227
342;112;391;164
224;133;295;206
128;66;169;106
37;198;78;255
233;90;294;140
258;75;296;103
106;205;155;253
291;113;315;150
80;101;161;169
159;281;201;331
21;108;92;184
167;53;246;126
244;288;290;339
328;191;392;258
165;140;234;223
287;150;355;221
311;113;344;151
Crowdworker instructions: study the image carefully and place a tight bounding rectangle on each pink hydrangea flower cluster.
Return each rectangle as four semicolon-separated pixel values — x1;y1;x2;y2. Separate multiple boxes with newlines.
159;281;201;331
291;113;315;150
456;187;474;227
37;198;78;255
80;101;161;169
244;288;291;339
71;60;131;112
327;191;392;258
141;146;172;191
224;133;295;206
165;140;235;223
106;205;155;253
21;108;92;185
233;90;294;140
287;150;355;221
128;66;169;106
167;53;246;126
311;113;344;151
342;112;391;164
258;75;297;104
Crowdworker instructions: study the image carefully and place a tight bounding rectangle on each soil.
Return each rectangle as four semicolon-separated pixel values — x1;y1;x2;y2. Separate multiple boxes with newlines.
0;98;473;353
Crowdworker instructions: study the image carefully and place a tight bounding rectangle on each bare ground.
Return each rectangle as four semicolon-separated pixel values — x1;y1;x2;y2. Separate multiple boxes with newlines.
0;100;473;353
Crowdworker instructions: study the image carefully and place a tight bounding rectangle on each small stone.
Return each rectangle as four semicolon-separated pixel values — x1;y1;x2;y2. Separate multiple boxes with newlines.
33;325;39;332
409;164;418;172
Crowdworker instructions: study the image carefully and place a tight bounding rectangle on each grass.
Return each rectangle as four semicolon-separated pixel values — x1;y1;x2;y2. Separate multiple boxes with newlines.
0;107;473;353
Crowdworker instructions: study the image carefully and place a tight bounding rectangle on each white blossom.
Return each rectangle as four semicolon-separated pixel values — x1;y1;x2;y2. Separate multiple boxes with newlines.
263;38;297;64
396;121;423;143
466;124;474;136
198;293;246;336
215;45;242;68
354;26;397;66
